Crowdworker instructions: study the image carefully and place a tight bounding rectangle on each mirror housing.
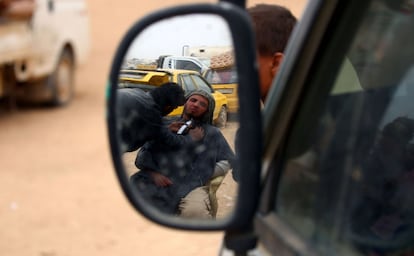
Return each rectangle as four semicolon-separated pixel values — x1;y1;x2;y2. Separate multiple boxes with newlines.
107;2;262;231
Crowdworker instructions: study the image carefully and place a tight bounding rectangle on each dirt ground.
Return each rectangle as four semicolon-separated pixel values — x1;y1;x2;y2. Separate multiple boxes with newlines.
0;1;306;255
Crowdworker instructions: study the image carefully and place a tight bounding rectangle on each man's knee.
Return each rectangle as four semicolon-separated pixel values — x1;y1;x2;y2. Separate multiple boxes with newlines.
179;186;212;219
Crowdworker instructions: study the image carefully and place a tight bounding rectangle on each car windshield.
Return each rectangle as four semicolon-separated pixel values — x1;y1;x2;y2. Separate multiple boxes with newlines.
204;68;237;84
275;0;414;255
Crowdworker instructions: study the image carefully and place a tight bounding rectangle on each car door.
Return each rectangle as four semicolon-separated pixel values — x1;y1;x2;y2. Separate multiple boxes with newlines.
256;0;414;255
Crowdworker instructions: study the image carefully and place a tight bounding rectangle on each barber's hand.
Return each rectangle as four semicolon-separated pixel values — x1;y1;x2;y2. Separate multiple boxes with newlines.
168;121;184;133
189;126;204;141
148;171;173;187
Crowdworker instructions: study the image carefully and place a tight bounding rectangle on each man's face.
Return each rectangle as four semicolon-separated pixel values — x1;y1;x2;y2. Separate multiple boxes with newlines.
183;94;209;119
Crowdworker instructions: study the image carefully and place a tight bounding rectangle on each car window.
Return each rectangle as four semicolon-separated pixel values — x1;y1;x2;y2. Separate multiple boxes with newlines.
190;74;214;93
204;69;237;84
274;1;414;255
178;74;194;92
176;60;201;73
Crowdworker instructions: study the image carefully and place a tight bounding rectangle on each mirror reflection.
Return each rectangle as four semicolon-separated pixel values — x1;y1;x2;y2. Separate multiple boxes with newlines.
115;14;239;220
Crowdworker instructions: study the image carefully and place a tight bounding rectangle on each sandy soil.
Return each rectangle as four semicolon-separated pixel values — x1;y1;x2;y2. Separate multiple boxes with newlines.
0;1;306;255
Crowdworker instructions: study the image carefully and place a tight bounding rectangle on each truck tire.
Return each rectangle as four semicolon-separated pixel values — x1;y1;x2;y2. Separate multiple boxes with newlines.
48;49;74;106
215;106;228;128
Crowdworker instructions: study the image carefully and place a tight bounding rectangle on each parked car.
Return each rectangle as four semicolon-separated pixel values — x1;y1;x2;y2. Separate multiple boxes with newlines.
0;0;90;106
157;55;210;74
108;0;414;255
118;68;228;127
204;67;238;114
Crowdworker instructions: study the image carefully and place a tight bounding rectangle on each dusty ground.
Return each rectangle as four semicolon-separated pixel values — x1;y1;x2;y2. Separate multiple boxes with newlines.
0;1;306;255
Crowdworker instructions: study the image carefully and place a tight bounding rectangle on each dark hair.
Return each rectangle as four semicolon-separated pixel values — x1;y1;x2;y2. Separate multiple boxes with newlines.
248;4;297;56
149;82;185;109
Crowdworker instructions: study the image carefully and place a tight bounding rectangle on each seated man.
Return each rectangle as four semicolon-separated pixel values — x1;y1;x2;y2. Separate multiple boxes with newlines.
131;90;235;218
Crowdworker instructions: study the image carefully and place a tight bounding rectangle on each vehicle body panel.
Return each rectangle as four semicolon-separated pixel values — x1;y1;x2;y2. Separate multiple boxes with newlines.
0;0;90;81
28;0;90;79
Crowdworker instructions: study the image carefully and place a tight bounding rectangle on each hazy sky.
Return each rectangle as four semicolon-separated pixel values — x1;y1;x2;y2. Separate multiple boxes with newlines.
125;14;233;60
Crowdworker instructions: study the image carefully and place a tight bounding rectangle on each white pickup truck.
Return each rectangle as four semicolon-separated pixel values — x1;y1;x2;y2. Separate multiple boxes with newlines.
157;55;210;74
0;0;90;106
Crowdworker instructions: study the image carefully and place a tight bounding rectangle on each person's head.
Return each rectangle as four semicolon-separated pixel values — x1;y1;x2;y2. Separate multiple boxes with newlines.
149;82;185;116
248;4;297;101
182;90;215;124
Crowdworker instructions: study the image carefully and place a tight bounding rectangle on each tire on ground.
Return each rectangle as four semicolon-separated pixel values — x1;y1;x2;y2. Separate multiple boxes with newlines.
47;48;75;107
215;105;228;128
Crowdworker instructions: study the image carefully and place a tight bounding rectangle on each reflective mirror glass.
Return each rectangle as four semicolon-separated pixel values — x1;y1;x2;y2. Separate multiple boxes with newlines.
115;14;239;221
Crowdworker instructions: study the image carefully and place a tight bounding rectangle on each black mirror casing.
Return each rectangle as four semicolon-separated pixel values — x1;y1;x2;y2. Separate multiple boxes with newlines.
106;2;262;231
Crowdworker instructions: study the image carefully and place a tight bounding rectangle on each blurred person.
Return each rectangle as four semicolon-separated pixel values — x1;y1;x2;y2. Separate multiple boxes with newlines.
248;4;298;102
116;82;185;152
232;4;298;182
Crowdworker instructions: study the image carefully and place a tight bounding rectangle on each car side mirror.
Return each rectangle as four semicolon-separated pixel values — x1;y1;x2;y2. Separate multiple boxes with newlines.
106;2;262;231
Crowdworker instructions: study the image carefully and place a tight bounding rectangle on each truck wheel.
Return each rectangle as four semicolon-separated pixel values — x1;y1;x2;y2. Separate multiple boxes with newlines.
215;106;228;128
48;49;74;106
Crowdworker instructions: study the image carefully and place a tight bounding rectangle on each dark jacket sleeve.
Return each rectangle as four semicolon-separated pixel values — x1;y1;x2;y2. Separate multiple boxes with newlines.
117;88;162;152
210;126;236;165
135;121;196;172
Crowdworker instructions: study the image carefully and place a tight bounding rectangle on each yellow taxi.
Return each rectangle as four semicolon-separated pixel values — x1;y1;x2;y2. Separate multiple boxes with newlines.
203;67;238;114
118;68;229;127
